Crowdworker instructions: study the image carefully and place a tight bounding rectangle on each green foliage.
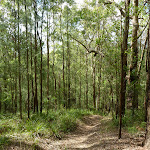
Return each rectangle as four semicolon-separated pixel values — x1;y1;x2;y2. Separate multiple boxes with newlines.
0;136;10;148
0;109;93;141
127;126;138;134
50;109;93;135
112;109;146;134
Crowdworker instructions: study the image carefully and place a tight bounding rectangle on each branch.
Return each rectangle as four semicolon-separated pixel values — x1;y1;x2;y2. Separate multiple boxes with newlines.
68;34;89;52
104;0;125;17
68;34;103;56
138;30;148;77
130;21;149;48
88;34;95;47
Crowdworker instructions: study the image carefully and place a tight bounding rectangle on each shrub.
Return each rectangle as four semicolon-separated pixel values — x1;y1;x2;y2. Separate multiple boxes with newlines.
0;136;10;148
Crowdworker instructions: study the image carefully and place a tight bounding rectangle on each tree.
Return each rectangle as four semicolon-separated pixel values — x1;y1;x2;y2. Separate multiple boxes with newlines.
25;0;30;119
129;0;139;114
17;0;22;119
144;0;150;147
119;0;131;139
46;9;50;111
33;0;38;113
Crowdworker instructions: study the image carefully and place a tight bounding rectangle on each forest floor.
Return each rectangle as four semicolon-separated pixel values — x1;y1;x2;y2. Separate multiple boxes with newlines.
3;115;146;150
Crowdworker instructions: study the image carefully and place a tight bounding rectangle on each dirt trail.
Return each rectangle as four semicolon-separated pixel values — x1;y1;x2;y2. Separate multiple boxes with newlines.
4;115;146;150
39;115;145;150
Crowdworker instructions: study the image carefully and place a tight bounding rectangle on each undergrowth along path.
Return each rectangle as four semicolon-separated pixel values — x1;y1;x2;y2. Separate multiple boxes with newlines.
4;115;145;150
40;115;145;150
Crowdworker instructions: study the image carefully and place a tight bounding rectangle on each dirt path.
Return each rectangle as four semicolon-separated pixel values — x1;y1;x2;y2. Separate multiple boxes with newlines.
4;115;146;150
39;115;145;150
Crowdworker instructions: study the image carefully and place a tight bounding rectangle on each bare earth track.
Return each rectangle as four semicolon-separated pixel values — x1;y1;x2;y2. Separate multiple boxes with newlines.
4;115;146;150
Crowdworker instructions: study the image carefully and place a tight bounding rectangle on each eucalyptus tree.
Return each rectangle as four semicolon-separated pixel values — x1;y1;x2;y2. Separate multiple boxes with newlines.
30;19;34;112
129;0;139;113
38;0;45;113
119;0;131;139
145;0;150;147
46;6;50;111
17;0;22;119
60;4;66;108
25;0;30;118
52;5;57;110
66;5;71;109
33;0;38;113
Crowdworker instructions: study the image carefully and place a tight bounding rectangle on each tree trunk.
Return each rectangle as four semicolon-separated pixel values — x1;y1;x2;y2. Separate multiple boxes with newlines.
52;10;57;110
92;55;96;109
67;6;71;109
34;0;38;113
58;75;61;109
14;2;17;113
60;7;66;108
144;1;150;147
85;53;89;109
52;39;57;110
97;55;102;111
47;11;50;111
39;0;45;113
25;0;30;119
18;1;22;119
119;0;130;139
10;73;14;113
79;47;81;108
115;53;119;119
40;31;43;113
129;0;139;114
30;25;34;111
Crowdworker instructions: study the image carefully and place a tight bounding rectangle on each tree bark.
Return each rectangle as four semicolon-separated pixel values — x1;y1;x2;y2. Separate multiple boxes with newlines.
30;25;34;111
47;10;50;111
18;1;22;119
85;53;89;109
144;0;150;147
25;0;30;119
67;6;71;109
79;47;82;108
14;0;17;114
92;55;96;109
34;0;38;113
129;0;139;113
119;0;130;139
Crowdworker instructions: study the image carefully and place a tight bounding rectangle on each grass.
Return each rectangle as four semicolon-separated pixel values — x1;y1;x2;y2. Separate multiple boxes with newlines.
0;136;10;149
112;109;146;134
0;108;146;149
0;109;93;148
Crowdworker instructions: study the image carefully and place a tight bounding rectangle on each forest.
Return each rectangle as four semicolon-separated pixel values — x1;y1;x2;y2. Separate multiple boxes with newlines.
0;0;150;149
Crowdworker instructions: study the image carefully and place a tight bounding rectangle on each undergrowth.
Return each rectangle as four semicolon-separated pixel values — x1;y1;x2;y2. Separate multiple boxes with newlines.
112;109;146;134
0;109;93;147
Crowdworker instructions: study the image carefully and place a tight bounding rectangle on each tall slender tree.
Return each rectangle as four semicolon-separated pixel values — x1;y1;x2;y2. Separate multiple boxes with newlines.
25;0;30;119
33;0;38;113
66;6;71;109
85;53;89;109
144;0;150;147
14;0;17;114
17;0;22;119
129;0;139;113
47;10;50;111
119;0;131;139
